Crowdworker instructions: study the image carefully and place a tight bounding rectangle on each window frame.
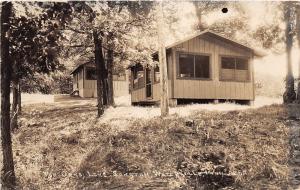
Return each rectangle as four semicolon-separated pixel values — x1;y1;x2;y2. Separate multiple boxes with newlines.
85;67;97;80
176;51;212;81
219;55;251;82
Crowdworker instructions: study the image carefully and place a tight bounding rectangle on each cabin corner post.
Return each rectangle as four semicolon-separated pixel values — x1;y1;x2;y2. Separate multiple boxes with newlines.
251;54;255;101
130;68;134;104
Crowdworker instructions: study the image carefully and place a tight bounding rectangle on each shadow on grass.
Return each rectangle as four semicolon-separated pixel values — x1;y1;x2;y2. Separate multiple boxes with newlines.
287;104;300;189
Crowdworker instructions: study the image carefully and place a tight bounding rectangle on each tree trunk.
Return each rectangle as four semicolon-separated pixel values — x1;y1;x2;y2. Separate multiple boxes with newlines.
11;78;19;131
194;3;204;30
102;78;108;106
93;30;104;117
107;33;115;106
101;46;108;106
1;1;16;188
18;84;21;113
296;6;300;103
157;2;169;116
283;2;296;104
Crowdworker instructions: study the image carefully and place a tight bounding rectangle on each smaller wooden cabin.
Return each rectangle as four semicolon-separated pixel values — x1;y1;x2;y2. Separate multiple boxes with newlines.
130;30;263;106
70;61;129;98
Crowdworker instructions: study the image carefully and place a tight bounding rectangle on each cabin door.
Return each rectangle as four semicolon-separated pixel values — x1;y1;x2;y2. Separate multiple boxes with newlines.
145;68;152;98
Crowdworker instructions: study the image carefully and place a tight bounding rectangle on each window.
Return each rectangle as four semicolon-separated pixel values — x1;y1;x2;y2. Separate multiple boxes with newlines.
179;54;194;78
178;53;210;79
236;58;248;70
86;67;97;80
221;57;235;69
195;55;210;78
220;57;249;81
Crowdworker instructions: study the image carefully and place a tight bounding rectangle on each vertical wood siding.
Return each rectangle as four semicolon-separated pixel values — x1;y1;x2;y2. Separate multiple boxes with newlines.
131;33;255;103
74;65;129;98
82;80;129;98
172;33;254;100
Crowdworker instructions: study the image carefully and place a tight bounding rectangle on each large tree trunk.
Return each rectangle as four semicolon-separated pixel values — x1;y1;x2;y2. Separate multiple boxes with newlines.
296;6;300;103
1;1;16;188
157;2;169;116
107;33;115;106
18;84;21;113
93;30;104;117
283;2;296;104
102;48;108;106
102;78;108;106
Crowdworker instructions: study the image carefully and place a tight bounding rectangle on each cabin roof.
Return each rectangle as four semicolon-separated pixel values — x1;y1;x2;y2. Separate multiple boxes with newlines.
70;57;94;75
168;30;265;57
127;29;265;69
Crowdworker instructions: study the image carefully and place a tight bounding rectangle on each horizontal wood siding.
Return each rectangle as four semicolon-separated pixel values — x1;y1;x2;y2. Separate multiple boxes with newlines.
172;33;254;100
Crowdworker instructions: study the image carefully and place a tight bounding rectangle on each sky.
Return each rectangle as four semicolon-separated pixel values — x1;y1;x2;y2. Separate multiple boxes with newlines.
166;1;299;77
202;1;299;78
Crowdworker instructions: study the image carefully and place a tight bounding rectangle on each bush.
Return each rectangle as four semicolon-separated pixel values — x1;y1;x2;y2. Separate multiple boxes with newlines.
20;71;72;94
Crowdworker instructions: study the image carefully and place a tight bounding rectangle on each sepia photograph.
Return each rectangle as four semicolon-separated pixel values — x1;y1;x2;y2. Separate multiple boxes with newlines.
1;0;300;189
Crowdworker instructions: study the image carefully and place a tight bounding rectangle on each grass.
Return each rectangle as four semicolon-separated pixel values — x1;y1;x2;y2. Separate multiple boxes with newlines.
10;103;294;189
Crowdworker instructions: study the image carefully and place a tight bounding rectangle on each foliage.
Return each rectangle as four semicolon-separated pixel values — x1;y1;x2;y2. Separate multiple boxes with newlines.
9;2;68;81
20;71;72;94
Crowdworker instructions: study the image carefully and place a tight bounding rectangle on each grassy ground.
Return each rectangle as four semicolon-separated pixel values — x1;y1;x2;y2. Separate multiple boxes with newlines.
9;100;300;190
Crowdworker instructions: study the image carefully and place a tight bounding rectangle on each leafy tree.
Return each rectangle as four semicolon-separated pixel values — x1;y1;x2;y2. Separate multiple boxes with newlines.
62;1;156;116
193;1;227;30
1;1;16;188
8;2;71;129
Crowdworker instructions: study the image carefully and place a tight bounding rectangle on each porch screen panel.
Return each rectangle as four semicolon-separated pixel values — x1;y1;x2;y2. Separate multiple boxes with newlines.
133;64;144;89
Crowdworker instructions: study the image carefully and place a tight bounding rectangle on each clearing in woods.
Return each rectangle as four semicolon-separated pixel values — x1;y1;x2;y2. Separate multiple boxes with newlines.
7;94;300;189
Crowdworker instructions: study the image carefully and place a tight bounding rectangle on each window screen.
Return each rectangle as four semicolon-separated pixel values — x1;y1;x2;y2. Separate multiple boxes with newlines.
236;58;248;70
179;54;194;78
221;57;235;69
195;55;210;78
133;64;144;89
178;53;210;79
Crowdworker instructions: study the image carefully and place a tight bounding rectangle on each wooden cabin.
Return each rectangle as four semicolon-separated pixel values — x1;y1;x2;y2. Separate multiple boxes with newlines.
130;30;263;106
70;61;129;98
